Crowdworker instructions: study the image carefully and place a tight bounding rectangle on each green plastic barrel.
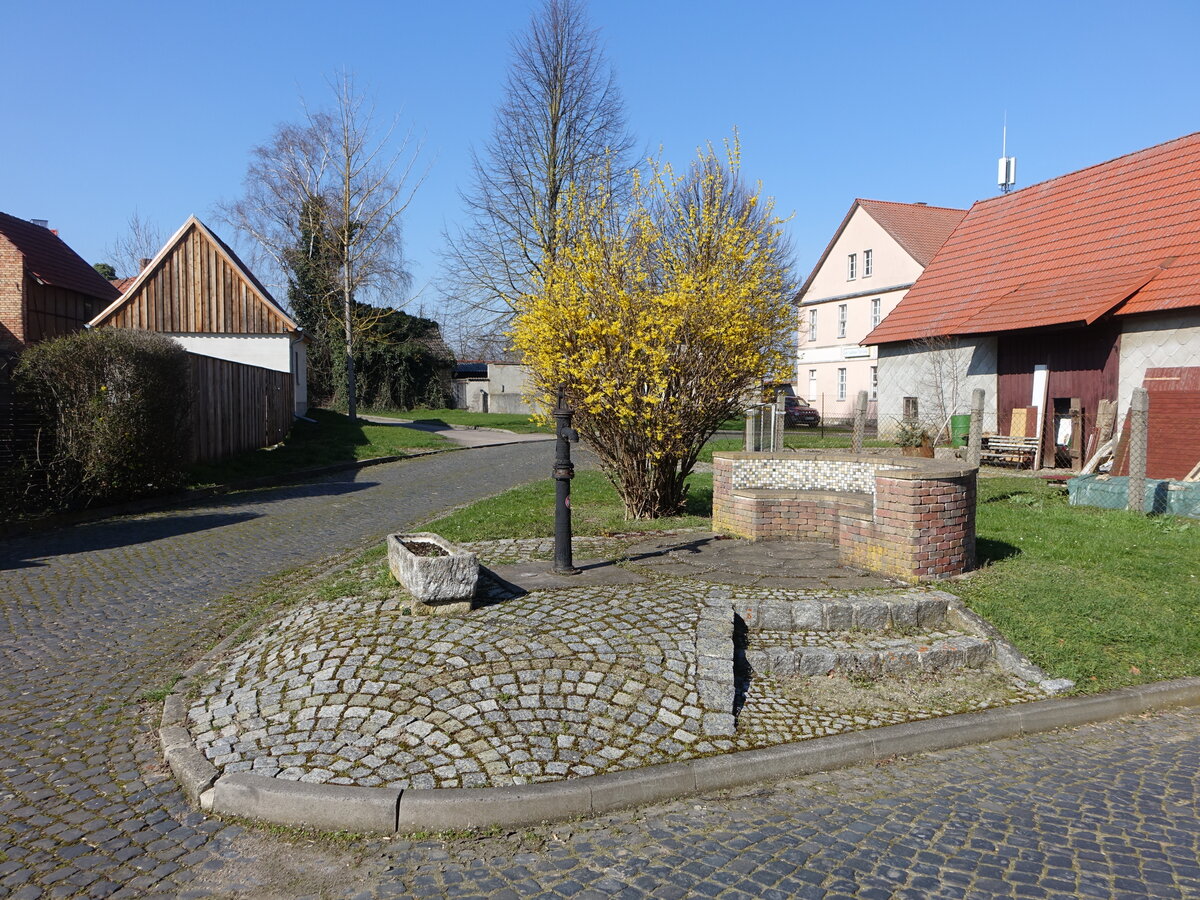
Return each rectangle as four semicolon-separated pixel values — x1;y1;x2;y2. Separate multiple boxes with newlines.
950;414;971;448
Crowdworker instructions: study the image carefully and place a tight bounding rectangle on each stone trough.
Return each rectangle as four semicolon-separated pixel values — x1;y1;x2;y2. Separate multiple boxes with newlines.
386;532;479;614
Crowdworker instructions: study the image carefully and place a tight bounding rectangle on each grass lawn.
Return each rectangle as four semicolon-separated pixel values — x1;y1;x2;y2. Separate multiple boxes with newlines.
426;466;1199;695
424;470;713;541
947;476;1199;694
188;408;451;487
360;407;552;434
699;433;892;463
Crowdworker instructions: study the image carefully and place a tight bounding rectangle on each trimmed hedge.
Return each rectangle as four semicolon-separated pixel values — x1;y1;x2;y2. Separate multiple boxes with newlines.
16;329;190;510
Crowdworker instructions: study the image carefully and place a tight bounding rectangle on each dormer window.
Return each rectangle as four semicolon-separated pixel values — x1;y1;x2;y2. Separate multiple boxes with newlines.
863;249;873;277
847;253;857;280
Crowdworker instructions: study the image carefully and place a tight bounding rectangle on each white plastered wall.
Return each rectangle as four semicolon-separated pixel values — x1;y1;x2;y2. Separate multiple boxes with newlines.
486;363;534;415
1118;309;1200;416
875;337;998;439
168;333;307;415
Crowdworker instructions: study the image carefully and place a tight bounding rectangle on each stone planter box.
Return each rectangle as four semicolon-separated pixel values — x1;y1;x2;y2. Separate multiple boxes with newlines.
387;532;479;614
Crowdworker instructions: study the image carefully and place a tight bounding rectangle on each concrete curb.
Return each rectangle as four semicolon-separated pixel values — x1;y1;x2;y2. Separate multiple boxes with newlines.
164;676;1200;833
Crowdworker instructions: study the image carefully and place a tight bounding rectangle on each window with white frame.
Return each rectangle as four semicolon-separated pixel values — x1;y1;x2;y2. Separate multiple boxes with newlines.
837;368;847;401
837;304;847;339
870;297;881;329
808;369;817;401
863;249;873;277
847;253;857;280
808;308;817;341
870;365;878;400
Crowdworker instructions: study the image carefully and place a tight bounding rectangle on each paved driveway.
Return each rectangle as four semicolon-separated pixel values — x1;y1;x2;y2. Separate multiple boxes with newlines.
1;442;1197;899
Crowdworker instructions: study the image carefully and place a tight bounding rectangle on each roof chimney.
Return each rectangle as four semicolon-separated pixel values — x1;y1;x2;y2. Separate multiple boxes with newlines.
139;257;152;272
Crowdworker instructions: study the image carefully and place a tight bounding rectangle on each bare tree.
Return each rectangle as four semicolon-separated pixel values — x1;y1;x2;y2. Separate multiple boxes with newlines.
106;210;164;278
221;73;424;420
441;0;633;344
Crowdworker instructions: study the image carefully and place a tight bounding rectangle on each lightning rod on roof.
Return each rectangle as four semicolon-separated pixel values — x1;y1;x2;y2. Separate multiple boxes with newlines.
998;114;1017;194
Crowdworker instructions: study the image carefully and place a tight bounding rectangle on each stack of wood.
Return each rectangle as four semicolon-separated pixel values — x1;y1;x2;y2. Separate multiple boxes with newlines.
1080;399;1118;475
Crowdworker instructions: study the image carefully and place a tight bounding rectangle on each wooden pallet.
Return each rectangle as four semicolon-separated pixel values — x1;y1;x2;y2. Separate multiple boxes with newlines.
980;435;1039;468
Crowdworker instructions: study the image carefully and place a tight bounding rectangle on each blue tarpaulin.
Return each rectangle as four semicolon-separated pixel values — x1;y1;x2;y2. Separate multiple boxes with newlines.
1067;475;1200;517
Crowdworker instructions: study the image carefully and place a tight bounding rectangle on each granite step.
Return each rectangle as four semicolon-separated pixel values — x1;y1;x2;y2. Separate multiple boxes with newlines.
744;630;996;677
734;590;951;634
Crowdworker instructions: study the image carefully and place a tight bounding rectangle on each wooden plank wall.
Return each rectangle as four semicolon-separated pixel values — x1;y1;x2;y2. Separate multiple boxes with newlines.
187;353;293;463
25;279;100;343
106;224;291;334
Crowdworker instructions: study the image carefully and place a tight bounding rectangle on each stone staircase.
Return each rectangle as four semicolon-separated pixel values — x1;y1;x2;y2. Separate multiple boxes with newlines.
735;590;1000;680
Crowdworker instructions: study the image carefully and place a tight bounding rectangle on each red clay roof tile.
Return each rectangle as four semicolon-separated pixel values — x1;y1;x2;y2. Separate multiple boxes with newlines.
866;132;1200;343
0;211;121;302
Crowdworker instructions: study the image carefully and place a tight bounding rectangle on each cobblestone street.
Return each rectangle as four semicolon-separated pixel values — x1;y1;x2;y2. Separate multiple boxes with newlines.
0;446;551;899
1;445;1198;898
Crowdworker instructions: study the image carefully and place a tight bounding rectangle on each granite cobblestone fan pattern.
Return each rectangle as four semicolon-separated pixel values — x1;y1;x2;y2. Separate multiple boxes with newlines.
185;535;1052;793
188;582;738;788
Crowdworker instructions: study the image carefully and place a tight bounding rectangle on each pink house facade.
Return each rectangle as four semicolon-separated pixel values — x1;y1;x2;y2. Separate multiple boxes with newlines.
795;199;965;422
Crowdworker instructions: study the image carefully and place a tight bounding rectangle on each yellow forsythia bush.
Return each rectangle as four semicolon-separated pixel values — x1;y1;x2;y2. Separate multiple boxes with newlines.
512;138;794;518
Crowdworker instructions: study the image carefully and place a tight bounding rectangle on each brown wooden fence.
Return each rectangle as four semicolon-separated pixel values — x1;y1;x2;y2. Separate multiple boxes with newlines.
187;353;293;463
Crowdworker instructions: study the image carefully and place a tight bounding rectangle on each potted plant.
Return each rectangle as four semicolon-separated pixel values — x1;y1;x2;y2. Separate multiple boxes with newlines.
896;421;934;457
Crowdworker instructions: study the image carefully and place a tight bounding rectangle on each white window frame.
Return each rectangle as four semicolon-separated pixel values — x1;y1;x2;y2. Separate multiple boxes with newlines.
863;249;873;278
837;367;847;401
847;253;857;280
870;298;881;329
808;308;817;341
808;369;817;402
870;365;878;400
837;304;847;339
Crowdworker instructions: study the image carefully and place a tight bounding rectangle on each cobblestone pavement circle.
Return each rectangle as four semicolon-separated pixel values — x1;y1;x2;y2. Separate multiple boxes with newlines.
0;446;552;899
187;536;1043;794
188;584;734;789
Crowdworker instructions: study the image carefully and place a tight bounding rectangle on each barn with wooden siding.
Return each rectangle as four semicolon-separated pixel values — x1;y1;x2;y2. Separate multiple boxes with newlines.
89;216;306;462
866;132;1200;470
91;215;307;409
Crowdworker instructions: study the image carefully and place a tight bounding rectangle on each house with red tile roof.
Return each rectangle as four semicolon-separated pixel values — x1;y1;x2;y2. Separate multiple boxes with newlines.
865;132;1200;464
0;211;121;353
0;213;123;462
795;199;966;422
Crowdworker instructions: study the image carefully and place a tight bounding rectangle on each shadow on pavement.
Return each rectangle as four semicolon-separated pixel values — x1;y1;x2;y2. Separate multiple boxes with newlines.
0;511;267;569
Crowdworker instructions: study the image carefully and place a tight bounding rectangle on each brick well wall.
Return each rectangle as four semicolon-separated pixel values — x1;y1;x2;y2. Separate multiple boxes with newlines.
713;452;976;582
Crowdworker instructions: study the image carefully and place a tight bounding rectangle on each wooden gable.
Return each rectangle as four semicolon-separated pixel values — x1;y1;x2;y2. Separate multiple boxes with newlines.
90;216;297;334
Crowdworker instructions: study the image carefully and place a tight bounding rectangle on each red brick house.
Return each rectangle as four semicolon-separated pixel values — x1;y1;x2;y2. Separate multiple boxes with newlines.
0;212;122;462
0;212;120;352
866;132;1200;472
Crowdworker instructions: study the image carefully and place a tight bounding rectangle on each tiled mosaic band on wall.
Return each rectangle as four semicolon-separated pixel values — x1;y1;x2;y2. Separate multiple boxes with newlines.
728;456;904;495
712;452;976;583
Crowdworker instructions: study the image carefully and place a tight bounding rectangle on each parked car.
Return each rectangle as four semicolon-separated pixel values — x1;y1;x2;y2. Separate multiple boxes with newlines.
784;397;821;427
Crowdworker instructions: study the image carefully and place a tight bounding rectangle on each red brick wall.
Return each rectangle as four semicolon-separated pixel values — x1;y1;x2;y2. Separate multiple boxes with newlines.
840;473;976;580
712;452;976;582
0;235;25;351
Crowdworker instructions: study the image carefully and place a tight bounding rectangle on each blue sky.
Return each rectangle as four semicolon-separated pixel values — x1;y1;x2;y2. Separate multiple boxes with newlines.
4;0;1198;322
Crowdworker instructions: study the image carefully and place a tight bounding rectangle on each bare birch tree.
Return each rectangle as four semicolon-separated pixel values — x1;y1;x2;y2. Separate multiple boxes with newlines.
441;0;632;343
106;210;164;278
222;73;424;420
